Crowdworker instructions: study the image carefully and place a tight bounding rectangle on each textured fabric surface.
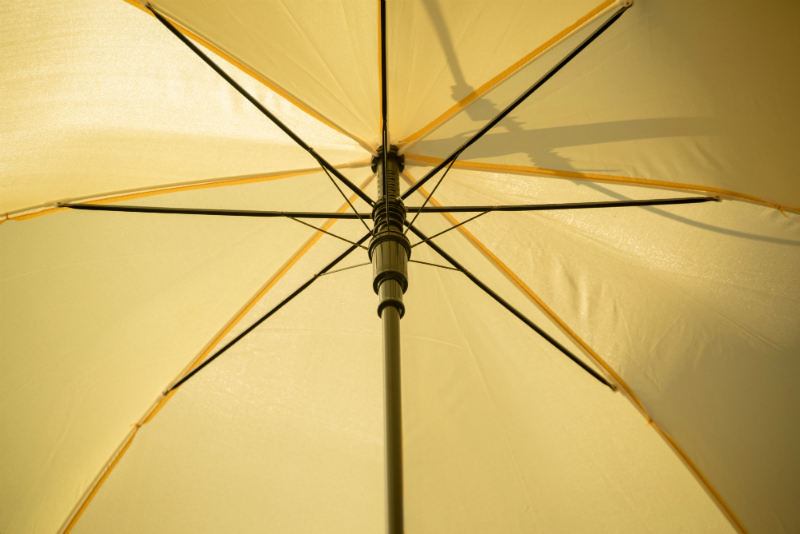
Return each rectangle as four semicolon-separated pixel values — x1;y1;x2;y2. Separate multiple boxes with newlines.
2;1;798;533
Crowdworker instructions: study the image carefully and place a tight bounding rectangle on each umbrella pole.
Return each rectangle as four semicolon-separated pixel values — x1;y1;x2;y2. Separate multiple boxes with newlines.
371;146;409;534
382;304;403;534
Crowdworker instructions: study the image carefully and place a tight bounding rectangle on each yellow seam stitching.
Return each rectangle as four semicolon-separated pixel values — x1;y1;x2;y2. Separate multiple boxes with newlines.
61;429;138;533
653;423;748;533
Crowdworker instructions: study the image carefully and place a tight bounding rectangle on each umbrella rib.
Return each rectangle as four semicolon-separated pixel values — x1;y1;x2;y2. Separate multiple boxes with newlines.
406;223;615;390
320;165;373;231
282;215;369;250
63;196;717;219
408;259;460;272
409;211;488;248
62;203;368;219
167;231;372;392
400;3;631;201
316;262;372;277
404;156;458;235
145;4;374;207
410;196;721;213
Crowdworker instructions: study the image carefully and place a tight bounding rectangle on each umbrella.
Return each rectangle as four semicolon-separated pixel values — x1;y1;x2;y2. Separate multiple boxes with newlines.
2;0;799;532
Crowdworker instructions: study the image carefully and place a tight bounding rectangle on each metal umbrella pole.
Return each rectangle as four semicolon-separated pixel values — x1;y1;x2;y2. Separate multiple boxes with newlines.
376;1;407;530
370;146;409;534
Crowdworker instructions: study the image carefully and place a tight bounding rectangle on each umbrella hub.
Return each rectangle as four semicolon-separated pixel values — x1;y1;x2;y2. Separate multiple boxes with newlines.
370;146;410;318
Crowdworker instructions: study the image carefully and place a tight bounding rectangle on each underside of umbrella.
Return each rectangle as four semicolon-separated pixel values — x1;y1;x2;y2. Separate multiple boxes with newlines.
2;1;799;533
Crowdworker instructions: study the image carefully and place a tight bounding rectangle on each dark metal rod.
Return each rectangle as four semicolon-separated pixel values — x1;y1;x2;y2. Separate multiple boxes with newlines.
380;0;390;235
167;232;371;392
382;304;404;534
146;5;374;207
401;4;631;200
410;211;488;249
64;196;716;219
408;259;460;271
406;224;615;390
409;196;720;213
63;203;366;219
321;164;372;232
284;216;368;249
316;262;372;277
403;156;457;235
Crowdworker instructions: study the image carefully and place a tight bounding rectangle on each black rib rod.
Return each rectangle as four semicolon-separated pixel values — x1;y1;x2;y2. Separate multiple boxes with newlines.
401;4;631;200
407;224;614;390
380;0;390;235
284;216;368;249
408;259;460;271
63;203;367;219
410;196;719;213
404;156;456;235
316;262;372;277
167;232;371;393
64;196;715;219
321;165;372;232
410;211;487;248
146;5;374;207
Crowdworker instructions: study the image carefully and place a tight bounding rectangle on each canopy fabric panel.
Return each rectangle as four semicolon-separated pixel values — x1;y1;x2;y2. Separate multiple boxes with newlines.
0;0;366;215
142;0;381;148
404;164;800;533
407;0;800;210
69;219;734;534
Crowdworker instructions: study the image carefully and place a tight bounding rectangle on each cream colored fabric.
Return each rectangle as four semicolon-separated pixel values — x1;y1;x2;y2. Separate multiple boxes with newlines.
2;0;798;533
0;0;365;215
409;0;800;209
